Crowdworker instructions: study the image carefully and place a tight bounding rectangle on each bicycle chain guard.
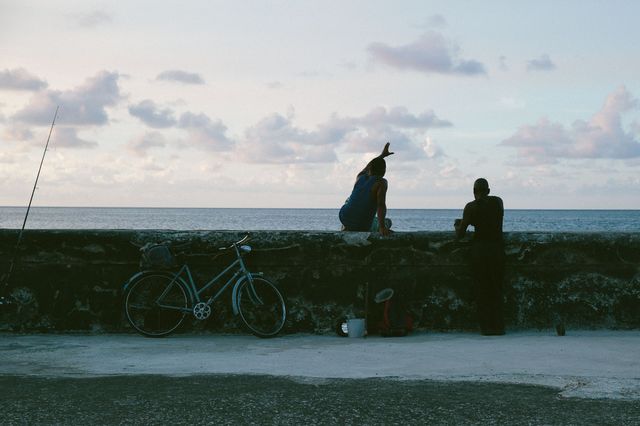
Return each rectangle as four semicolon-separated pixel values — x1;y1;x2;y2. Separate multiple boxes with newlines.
193;302;211;320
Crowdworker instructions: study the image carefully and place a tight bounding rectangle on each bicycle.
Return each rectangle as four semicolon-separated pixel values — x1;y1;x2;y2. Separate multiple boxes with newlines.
123;235;287;338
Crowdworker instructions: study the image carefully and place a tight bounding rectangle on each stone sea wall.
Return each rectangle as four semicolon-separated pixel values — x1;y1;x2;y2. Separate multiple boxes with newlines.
1;230;639;333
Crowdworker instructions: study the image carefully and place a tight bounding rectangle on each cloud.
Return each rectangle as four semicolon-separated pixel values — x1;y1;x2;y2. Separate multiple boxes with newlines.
3;125;34;141
341;124;424;157
238;113;324;164
238;106;452;164
0;152;17;164
502;86;640;164
129;100;178;128
13;71;122;126
121;102;451;164
240;113;337;164
73;10;113;28
338;61;358;71
499;56;509;71
422;136;444;159
367;31;486;76
526;54;556;71
266;81;283;89
53;127;98;149
499;96;526;110
157;70;205;85
501;118;572;165
177;112;234;151
296;70;333;79
354;106;452;128
425;14;447;29
128;132;168;156
339;106;452;156
0;68;48;91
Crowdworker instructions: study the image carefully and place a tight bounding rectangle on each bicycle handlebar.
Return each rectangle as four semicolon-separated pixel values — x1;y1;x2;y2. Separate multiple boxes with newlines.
218;234;251;251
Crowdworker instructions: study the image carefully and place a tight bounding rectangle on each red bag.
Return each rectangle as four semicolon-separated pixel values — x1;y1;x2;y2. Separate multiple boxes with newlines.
379;297;413;337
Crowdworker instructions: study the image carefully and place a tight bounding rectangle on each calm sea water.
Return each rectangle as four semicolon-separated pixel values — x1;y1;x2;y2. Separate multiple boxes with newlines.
0;207;638;232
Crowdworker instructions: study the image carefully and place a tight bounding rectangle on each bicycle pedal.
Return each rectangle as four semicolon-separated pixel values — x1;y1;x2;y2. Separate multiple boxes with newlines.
193;302;212;320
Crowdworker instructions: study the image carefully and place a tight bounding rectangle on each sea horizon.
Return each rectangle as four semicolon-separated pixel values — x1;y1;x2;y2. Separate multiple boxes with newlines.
2;205;639;211
0;206;638;232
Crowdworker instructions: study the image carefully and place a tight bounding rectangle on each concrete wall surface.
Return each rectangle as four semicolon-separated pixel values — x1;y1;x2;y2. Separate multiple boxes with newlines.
1;230;638;333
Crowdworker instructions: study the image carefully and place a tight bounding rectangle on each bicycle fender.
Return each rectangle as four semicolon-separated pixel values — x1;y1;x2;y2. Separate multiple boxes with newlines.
122;271;148;291
231;273;264;315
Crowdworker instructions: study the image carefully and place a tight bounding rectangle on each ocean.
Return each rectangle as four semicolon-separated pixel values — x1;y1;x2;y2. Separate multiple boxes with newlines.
0;207;638;232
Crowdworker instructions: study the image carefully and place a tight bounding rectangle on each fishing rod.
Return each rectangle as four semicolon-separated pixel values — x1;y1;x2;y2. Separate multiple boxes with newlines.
0;106;59;306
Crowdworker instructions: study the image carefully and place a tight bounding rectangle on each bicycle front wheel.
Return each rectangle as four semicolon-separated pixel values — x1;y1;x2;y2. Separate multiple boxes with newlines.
124;273;191;337
237;276;286;338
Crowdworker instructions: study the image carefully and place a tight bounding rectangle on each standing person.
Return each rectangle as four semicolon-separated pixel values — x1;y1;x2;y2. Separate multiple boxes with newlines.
454;178;505;335
339;143;393;236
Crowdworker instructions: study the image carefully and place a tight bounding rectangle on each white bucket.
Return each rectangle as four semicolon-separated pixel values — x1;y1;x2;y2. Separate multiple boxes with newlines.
347;318;366;338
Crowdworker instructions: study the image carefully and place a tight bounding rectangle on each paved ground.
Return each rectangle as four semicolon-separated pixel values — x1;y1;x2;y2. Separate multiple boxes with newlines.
3;375;640;425
2;331;640;424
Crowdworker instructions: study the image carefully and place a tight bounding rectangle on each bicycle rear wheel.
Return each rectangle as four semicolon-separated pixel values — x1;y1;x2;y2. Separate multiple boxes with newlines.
124;273;190;337
237;276;286;338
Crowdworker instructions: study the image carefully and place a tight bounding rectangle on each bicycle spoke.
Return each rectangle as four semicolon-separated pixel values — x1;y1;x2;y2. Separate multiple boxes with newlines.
237;277;286;338
124;274;190;337
127;303;153;311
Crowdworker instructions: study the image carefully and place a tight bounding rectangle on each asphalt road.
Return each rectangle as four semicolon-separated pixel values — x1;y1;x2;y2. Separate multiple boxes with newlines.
4;375;640;425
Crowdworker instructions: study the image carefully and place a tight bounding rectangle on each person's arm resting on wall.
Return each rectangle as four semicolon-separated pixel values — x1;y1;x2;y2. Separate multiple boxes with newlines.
454;204;472;239
376;179;390;236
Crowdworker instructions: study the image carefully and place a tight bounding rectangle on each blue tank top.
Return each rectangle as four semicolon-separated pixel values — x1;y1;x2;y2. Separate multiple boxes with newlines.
339;175;379;231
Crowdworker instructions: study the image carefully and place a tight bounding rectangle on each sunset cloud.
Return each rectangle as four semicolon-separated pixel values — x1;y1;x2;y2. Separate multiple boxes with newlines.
177;112;234;151
526;54;556;71
338;106;452;156
425;14;447;29
128;132;168;156
239;113;337;164
367;32;486;76
3;125;34;142
129;100;178;128
354;106;452;128
13;71;122;126
157;70;205;85
72;10;113;28
502;86;640;164
238;106;452;163
422;136;444;159
53;127;98;149
0;68;48;91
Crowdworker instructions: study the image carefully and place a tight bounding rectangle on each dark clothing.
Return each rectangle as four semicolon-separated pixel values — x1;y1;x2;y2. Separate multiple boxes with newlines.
463;195;505;335
471;242;505;334
462;196;504;243
339;175;379;231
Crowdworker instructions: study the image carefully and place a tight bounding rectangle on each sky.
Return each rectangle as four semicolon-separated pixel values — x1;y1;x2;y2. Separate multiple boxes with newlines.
1;0;639;209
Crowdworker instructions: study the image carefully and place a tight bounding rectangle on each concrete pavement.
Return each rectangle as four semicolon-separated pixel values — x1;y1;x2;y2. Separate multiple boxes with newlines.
2;330;639;400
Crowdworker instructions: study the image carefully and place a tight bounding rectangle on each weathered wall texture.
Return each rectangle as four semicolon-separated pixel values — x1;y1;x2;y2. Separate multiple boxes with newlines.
1;230;639;333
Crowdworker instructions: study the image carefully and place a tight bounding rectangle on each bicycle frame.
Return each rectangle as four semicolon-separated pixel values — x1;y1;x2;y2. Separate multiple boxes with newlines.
158;243;256;313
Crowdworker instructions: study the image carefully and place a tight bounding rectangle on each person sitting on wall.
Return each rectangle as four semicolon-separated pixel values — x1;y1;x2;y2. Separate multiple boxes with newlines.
339;143;393;236
454;178;505;335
